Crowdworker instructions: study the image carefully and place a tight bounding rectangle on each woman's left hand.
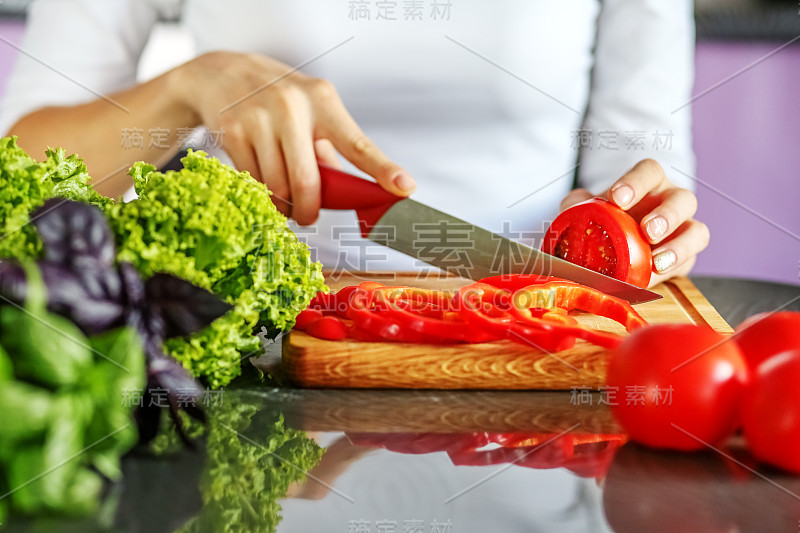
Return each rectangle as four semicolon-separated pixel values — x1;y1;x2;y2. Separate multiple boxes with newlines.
560;159;710;288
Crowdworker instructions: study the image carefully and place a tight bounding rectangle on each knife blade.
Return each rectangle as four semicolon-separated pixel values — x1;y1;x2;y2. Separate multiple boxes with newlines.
318;166;661;304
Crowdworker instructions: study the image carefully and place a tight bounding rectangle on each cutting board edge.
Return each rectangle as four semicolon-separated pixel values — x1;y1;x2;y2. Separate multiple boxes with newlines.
661;277;733;334
282;275;733;390
282;336;608;390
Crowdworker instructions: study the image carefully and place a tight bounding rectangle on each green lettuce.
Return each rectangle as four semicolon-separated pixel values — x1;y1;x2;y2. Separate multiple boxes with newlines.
178;391;324;533
0;136;110;260
0;138;323;390
105;150;326;389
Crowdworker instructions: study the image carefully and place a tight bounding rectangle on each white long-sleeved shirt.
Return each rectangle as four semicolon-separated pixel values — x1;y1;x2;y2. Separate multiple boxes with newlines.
0;0;695;271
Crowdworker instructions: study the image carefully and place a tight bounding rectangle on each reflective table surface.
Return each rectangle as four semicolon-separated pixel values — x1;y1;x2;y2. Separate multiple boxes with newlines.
5;277;800;533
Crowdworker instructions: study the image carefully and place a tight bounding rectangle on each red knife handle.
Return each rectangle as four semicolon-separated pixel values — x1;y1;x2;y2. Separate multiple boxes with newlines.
318;165;403;238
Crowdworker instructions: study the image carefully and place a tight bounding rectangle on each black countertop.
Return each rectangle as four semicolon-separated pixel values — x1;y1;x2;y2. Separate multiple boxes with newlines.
695;0;800;41
4;276;800;533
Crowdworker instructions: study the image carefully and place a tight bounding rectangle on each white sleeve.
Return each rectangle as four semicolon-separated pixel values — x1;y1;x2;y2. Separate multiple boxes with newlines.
577;0;696;193
0;0;181;135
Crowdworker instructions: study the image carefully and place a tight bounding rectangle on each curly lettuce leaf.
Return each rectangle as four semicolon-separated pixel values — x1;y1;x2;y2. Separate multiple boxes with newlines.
0;137;111;260
106;150;326;388
178;392;324;533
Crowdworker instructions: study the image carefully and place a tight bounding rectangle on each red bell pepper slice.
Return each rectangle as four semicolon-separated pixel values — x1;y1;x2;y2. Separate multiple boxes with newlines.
509;282;646;348
294;308;324;331
370;286;499;343
297;274;647;348
455;283;578;352
478;274;572;292
346;287;441;343
305;315;349;340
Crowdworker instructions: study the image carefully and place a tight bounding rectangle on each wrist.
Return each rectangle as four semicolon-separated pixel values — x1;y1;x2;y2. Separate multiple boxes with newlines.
163;58;204;127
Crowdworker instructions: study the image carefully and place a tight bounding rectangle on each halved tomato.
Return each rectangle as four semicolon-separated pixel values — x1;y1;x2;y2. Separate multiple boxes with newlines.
541;198;652;287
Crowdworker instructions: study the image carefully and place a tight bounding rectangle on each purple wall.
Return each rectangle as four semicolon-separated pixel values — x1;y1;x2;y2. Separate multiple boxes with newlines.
0;17;796;285
0;19;25;101
691;41;800;285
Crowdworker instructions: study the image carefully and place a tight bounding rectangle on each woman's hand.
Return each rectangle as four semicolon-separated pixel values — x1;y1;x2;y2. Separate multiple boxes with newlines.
560;159;709;288
171;51;416;225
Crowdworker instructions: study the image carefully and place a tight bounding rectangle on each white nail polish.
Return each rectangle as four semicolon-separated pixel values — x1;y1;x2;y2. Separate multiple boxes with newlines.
653;250;677;273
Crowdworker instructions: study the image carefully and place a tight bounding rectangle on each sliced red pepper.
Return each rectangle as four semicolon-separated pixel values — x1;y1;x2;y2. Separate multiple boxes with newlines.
294;308;324;331
509;282;646;348
479;274;572;292
308;286;360;318
455;283;577;352
305;315;349;340
346;287;440;343
370;286;498;343
512;282;646;330
298;276;647;348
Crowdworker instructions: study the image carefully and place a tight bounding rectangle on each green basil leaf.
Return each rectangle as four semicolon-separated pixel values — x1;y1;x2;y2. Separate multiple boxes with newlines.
1;306;92;388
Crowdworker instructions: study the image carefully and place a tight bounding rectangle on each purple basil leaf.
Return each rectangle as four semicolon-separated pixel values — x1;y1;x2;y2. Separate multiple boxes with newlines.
145;273;233;339
9;200;222;447
135;350;206;444
146;354;204;400
39;263;126;334
0;261;125;334
0;261;28;304
31;198;115;267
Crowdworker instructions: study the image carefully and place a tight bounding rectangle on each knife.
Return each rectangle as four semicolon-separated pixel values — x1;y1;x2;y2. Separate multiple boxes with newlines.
318;165;661;304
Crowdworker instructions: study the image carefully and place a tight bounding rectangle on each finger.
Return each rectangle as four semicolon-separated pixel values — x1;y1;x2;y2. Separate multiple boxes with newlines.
314;139;342;169
254;138;291;217
560;188;593;211
311;83;415;196
224;133;261;181
649;256;696;288
279;113;321;226
639;187;698;244
650;219;710;278
606;159;669;210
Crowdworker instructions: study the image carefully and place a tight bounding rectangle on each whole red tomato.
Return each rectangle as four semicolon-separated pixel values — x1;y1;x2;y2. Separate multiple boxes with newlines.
606;324;748;451
741;349;800;474
734;311;800;371
541;198;652;287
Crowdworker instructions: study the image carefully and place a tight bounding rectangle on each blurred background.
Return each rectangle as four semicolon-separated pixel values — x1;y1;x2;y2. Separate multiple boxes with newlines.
0;0;797;285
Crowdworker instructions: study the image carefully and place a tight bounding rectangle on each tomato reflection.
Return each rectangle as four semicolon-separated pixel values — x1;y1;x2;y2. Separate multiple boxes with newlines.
603;442;800;533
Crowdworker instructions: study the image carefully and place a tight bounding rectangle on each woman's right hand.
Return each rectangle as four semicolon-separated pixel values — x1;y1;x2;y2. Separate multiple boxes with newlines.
170;51;416;225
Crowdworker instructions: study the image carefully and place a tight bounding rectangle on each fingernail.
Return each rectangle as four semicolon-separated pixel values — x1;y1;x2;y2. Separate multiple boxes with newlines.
653;249;677;273
645;216;668;241
611;184;634;208
393;171;415;193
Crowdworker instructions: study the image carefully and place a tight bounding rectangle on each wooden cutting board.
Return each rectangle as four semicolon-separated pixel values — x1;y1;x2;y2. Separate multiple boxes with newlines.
282;272;732;390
